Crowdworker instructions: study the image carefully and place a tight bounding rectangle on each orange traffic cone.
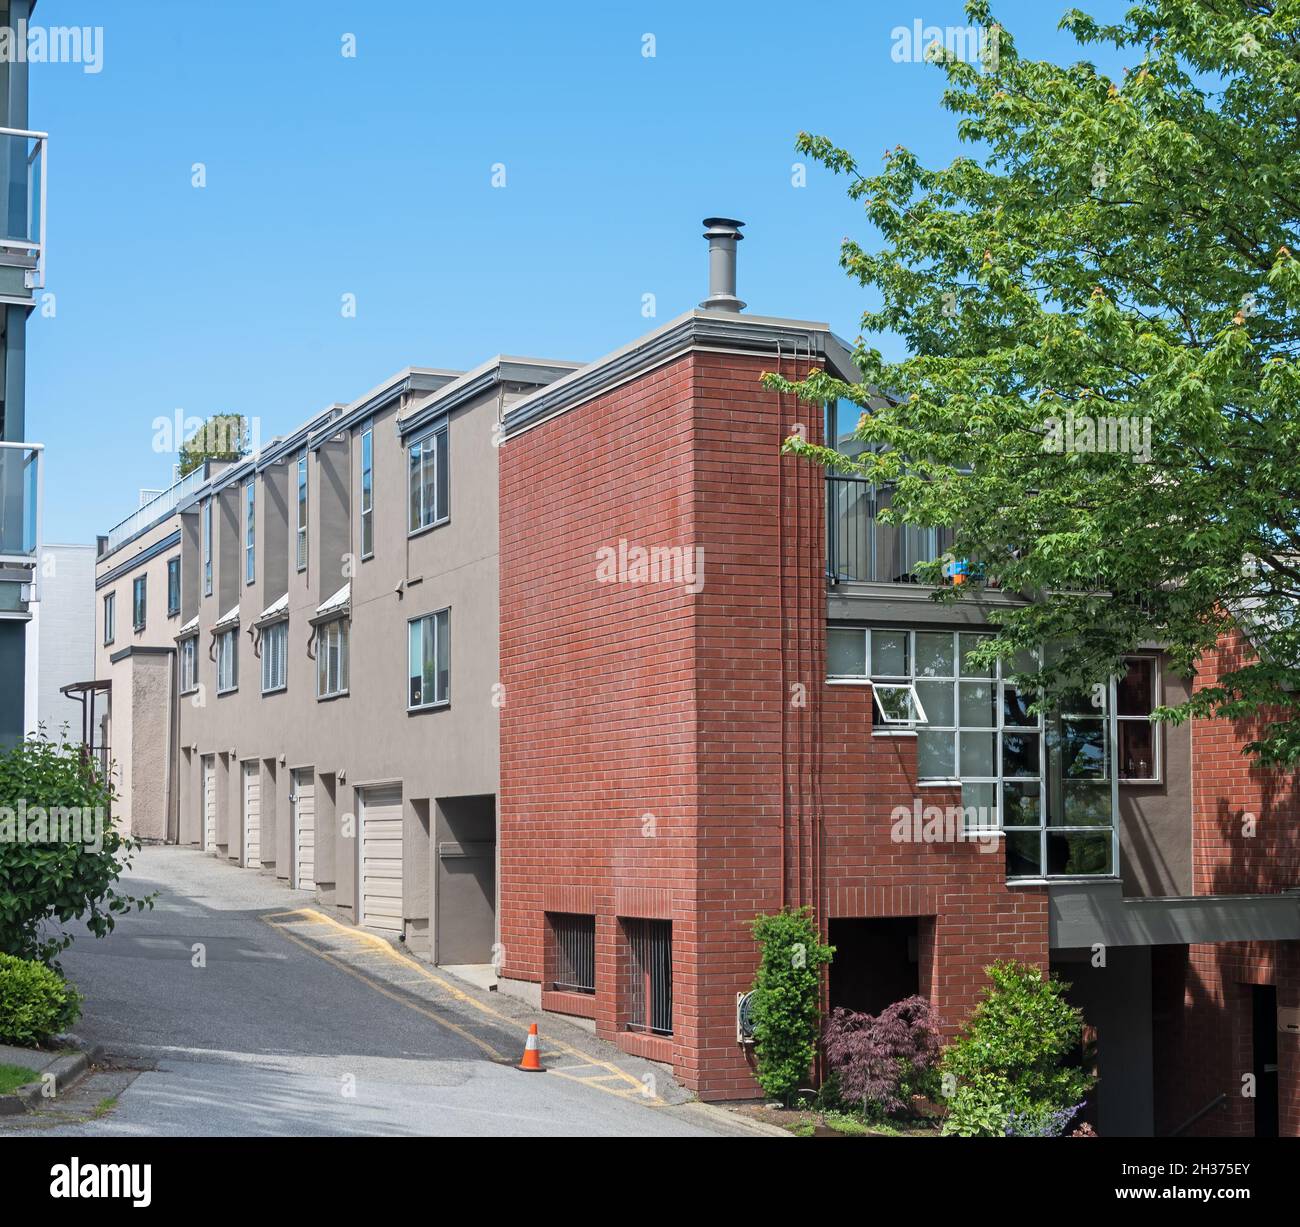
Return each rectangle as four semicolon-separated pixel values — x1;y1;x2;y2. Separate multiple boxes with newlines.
517;1022;545;1072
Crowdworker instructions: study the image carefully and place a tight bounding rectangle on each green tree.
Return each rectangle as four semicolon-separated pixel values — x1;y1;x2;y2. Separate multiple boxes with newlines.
940;960;1094;1135
748;907;834;1102
771;0;1300;763
0;733;152;966
179;413;249;476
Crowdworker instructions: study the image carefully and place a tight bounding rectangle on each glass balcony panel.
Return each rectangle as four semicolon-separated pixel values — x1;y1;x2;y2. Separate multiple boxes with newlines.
0;444;39;559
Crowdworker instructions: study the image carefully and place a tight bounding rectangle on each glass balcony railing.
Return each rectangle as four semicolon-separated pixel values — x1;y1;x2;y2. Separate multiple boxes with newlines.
0;127;47;290
826;476;955;585
101;462;211;556
0;441;42;565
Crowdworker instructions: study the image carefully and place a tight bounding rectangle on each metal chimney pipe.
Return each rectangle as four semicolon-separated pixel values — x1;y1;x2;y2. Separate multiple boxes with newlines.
700;217;746;312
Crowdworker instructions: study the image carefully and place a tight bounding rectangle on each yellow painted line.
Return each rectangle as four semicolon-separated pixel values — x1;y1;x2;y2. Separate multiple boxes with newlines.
264;906;654;1100
260;916;505;1061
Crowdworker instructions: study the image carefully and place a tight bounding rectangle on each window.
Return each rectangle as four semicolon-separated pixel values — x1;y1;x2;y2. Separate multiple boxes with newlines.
103;592;115;645
316;619;348;698
550;914;596;995
407;422;448;533
179;636;198;693
261;620;287;693
827;626;1116;879
202;501;213;596
360;426;374;559
244;480;256;585
1117;656;1159;781
296;453;308;572
167;557;180;616
217;628;238;693
624;919;672;1036
132;575;147;631
408;609;449;708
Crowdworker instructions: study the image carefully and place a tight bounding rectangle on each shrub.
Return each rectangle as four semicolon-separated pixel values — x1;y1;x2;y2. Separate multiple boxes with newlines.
0;731;153;966
748;907;834;1102
0;952;81;1046
940;960;1094;1137
823;996;943;1117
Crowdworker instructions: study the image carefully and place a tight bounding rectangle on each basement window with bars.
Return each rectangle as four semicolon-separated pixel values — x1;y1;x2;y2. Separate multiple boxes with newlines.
624;918;672;1037
549;913;596;995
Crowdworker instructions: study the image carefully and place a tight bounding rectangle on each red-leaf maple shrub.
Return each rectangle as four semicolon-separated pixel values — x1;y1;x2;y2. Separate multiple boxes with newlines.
823;996;942;1116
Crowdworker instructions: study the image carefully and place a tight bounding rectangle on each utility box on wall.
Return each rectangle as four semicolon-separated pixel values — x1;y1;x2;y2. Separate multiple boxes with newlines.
1278;1005;1300;1035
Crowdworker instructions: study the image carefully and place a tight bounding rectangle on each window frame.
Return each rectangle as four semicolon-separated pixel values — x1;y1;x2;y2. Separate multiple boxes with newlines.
179;635;198;694
407;608;450;710
407;421;449;536
166;556;180;617
316;618;348;699
296;453;308;573
1117;654;1162;784
260;619;287;695
202;501;213;597
132;574;147;632
244;479;256;586
827;625;1119;881
360;425;374;560
103;592;115;645
216;627;239;694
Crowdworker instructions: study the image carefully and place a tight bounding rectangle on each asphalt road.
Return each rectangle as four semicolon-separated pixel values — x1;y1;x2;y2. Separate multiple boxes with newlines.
1;847;769;1138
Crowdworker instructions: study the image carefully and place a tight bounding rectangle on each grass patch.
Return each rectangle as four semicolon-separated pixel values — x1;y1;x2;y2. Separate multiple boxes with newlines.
91;1096;118;1118
0;1062;40;1095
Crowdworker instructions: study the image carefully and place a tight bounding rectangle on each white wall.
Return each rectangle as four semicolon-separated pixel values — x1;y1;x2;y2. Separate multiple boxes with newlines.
29;543;96;741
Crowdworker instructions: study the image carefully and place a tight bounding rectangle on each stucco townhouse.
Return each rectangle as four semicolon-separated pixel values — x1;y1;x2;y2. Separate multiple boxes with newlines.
90;220;1299;1136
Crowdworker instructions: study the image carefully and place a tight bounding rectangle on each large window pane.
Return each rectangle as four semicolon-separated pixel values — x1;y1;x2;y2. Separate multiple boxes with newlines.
827;628;866;676
1058;717;1107;778
1002;781;1041;827
1118;657;1155;716
958;680;996;727
1002;731;1041;777
1005;831;1042;877
962;782;997;831
1058;781;1112;827
959;731;995;776
408;441;422;530
959;634;992;677
916;679;954;727
1002;684;1037;727
917;730;955;779
1047;832;1112;876
914;631;954;677
871;629;908;677
1119;720;1156;780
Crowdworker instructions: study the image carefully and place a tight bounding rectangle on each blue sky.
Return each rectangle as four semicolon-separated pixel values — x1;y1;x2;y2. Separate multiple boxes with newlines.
29;0;1129;542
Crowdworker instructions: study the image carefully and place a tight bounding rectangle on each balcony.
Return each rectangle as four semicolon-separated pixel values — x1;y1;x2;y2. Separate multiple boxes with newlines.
102;462;211;556
0;440;42;568
826;475;957;585
0;127;47;294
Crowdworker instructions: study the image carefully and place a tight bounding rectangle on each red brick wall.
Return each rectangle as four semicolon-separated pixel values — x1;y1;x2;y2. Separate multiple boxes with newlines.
1157;631;1300;1136
499;345;1049;1098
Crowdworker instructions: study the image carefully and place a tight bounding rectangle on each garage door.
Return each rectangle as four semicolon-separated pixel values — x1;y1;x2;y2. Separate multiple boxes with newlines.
359;786;403;932
202;756;216;852
292;769;315;892
242;762;261;869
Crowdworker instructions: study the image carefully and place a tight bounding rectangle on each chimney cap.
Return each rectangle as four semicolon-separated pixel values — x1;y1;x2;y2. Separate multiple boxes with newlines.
702;217;745;239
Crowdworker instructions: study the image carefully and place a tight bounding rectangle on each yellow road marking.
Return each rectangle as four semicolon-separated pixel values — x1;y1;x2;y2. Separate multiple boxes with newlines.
261;907;654;1101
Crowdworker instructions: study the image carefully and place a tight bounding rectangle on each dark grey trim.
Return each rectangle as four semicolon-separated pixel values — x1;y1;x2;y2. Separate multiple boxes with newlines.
500;311;853;442
1050;880;1300;948
316;369;463;447
253;406;342;475
95;530;182;590
399;358;579;439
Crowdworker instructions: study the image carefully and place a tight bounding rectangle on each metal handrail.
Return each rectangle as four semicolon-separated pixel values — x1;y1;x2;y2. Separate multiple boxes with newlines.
103;462;210;554
1168;1092;1227;1137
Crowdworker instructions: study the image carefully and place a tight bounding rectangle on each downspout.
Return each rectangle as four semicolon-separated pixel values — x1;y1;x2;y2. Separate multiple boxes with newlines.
166;648;180;843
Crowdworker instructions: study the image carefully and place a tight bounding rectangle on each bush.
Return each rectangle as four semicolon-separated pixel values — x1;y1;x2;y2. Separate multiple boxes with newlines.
823;996;943;1117
748;907;834;1103
940;960;1094;1137
0;952;81;1046
0;731;153;966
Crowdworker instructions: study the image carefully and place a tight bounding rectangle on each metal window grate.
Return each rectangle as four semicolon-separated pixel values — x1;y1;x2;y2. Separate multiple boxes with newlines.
625;919;672;1036
551;913;595;995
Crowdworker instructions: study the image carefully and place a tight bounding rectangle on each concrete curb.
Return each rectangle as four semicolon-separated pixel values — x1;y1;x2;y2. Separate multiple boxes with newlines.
0;1040;103;1115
